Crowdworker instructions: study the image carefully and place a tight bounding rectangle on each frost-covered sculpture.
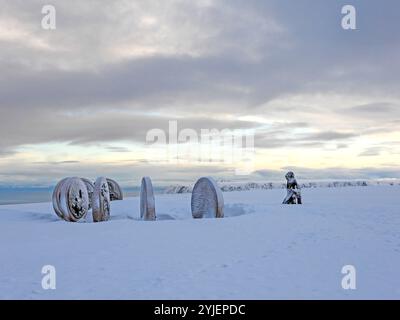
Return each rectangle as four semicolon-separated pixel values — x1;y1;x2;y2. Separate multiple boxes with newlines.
282;171;302;204
52;177;89;222
140;176;156;221
52;176;122;222
107;178;123;201
52;177;70;220
92;177;111;222
191;177;224;219
81;177;122;203
80;178;94;210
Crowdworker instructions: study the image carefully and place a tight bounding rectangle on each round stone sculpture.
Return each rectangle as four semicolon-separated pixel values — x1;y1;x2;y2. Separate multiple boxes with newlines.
107;178;123;201
92;177;111;222
57;177;90;222
140;176;156;221
80;178;94;210
52;177;70;220
191;177;224;219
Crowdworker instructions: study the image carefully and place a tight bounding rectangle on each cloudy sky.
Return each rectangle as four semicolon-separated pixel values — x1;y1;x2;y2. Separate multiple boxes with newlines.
0;0;399;187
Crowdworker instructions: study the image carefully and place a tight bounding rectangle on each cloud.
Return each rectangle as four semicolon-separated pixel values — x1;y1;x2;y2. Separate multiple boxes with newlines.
0;0;400;185
0;0;284;70
255;127;358;149
0;159;231;187
349;103;396;114
303;131;357;141
256;166;400;181
358;147;386;157
344;102;400;121
0;111;260;152
104;146;132;153
2;1;400;114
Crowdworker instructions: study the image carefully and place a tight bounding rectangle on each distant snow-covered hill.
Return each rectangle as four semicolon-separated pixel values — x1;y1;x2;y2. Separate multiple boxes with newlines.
164;180;399;194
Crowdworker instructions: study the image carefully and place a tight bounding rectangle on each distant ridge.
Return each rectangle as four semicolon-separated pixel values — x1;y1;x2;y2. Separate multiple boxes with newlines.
164;180;400;194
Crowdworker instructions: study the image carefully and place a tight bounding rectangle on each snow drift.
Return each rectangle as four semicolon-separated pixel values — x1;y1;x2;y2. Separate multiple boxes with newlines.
0;185;399;299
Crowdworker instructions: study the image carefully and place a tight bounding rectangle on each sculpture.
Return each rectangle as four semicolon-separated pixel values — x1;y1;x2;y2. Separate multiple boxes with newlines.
191;177;224;219
282;171;302;204
52;177;70;220
92;177;111;222
140;176;156;221
52;177;122;222
80;178;94;210
53;177;90;222
107;178;123;201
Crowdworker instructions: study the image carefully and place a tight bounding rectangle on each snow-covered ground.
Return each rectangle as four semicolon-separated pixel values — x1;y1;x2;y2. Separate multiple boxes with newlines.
0;186;399;299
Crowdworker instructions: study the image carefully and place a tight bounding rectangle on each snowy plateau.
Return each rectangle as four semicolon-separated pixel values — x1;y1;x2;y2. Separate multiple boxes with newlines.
0;185;399;299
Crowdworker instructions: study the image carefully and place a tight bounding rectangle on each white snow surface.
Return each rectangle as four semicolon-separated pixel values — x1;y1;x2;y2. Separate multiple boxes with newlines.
0;186;399;299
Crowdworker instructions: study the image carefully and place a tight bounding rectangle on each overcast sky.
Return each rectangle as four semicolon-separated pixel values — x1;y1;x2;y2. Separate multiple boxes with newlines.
0;0;399;187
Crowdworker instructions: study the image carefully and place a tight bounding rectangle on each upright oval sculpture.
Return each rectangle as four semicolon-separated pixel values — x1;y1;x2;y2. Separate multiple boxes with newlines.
92;177;111;222
80;178;94;210
107;178;123;201
140;176;156;221
52;177;70;220
58;177;89;222
191;177;224;219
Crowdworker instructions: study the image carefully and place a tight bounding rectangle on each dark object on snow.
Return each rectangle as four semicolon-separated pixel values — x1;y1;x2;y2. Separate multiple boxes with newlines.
282;172;302;204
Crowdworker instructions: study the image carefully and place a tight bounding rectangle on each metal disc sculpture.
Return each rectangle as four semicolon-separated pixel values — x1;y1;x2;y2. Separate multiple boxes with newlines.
107;178;123;201
52;177;70;220
191;177;224;219
52;177;122;222
53;177;90;222
80;178;94;210
140;176;156;221
92;177;111;222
